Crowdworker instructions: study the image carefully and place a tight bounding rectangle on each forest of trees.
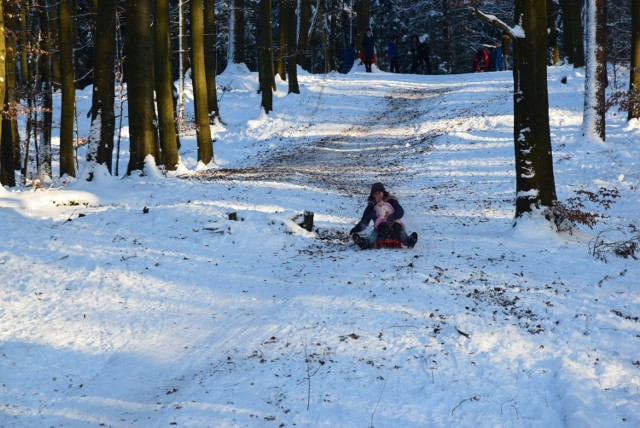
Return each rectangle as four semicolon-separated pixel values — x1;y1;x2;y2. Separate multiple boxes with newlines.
0;1;637;220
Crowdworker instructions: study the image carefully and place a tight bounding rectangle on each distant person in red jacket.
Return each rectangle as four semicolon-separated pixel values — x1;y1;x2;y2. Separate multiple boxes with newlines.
362;28;375;72
473;47;490;72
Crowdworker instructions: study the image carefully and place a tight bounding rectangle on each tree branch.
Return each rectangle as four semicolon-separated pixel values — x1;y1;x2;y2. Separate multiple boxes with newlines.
469;7;517;40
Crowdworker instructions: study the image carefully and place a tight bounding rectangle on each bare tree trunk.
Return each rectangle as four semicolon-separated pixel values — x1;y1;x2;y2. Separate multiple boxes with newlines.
547;0;560;65
86;0;117;178
0;0;6;186
232;0;246;64
19;5;28;85
191;0;214;164
311;0;327;73
582;0;606;142
204;0;220;121
512;0;557;216
284;0;299;93
277;0;289;80
560;0;585;67
629;0;640;121
22;2;39;184
356;0;370;62
258;0;274;113
327;0;338;72
177;0;187;134
125;0;158;174
38;0;52;180
474;0;557;218
2;1;20;186
0;112;16;186
307;0;321;72
59;0;76;178
155;0;180;171
298;0;311;70
50;0;61;89
441;0;454;73
179;0;190;77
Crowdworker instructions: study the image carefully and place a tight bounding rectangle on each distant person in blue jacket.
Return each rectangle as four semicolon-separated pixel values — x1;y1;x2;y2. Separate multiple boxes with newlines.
493;40;503;71
342;44;355;74
387;37;399;73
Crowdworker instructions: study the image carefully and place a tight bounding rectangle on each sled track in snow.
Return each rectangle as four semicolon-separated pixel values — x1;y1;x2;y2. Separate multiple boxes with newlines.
190;86;449;195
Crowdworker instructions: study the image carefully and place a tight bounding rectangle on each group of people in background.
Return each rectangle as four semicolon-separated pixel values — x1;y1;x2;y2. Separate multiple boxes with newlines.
341;29;432;75
473;34;511;72
386;34;432;75
342;29;511;75
407;35;432;75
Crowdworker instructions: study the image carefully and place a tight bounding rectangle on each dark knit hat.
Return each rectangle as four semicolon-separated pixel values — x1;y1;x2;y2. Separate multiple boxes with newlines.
371;182;386;194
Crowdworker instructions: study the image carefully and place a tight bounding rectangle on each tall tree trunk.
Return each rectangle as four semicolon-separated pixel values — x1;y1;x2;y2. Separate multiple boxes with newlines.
2;1;20;185
191;0;214;164
307;0;323;73
560;0;585;67
311;0;327;73
155;0;180;171
125;0;158;174
0;0;7;186
24;5;37;184
547;0;560;65
284;0;299;94
23;3;39;184
629;0;640;121
582;0;606;142
59;0;76;178
327;0;338;72
298;0;311;70
38;0;52;179
277;0;289;80
177;0;187;134
50;0;61;89
512;0;557;216
19;5;28;85
258;0;274;113
0;113;16;186
356;0;370;61
87;0;116;177
441;0;454;74
232;0;246;64
204;0;220;121
179;0;190;77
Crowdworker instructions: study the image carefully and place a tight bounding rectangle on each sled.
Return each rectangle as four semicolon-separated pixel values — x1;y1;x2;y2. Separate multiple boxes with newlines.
353;233;408;250
375;239;403;249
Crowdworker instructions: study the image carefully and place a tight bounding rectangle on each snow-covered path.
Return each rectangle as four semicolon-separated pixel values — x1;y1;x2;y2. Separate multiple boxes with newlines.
197;81;448;198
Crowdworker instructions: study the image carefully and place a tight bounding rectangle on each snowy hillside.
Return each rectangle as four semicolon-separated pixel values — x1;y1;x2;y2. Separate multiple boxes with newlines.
1;63;639;427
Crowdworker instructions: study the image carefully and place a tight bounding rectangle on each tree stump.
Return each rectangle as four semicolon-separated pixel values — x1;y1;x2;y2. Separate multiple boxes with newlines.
302;211;314;232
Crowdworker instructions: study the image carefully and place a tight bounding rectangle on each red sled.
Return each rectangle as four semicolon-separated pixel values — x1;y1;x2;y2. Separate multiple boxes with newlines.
375;239;403;249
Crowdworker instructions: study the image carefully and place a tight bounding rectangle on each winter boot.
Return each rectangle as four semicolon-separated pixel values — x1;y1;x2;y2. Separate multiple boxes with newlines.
406;232;418;248
352;233;371;249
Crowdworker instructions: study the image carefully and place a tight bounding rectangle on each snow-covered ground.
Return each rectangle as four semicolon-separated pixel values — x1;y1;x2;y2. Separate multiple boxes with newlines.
1;62;639;427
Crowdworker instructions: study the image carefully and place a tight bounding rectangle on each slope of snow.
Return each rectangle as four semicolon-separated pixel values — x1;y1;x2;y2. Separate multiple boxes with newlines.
0;65;638;427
